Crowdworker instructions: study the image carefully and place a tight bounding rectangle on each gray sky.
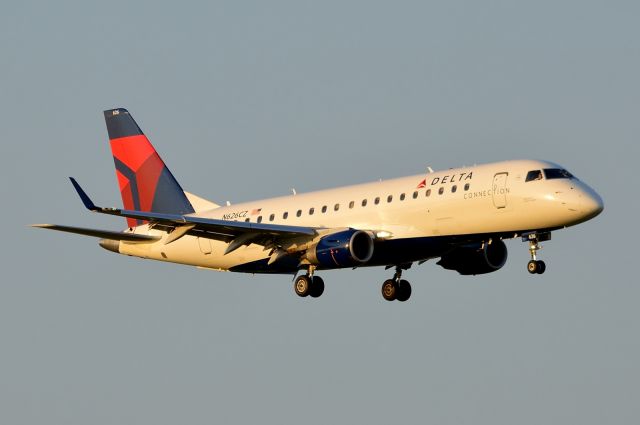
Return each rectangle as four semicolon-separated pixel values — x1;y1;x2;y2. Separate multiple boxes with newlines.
1;1;638;424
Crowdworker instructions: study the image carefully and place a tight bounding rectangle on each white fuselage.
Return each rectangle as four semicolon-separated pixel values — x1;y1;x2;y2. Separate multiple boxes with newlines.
116;159;603;273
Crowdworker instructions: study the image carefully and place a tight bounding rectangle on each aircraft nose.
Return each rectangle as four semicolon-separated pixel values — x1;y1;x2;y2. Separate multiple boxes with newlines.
580;188;604;220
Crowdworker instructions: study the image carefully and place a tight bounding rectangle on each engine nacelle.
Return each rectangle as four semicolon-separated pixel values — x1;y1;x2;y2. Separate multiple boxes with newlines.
437;239;508;275
307;229;374;268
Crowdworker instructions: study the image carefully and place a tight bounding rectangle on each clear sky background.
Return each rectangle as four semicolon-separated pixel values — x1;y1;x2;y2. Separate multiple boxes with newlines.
1;1;638;424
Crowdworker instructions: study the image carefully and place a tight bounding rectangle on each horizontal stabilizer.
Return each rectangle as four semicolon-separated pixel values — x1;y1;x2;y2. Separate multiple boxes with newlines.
31;224;160;242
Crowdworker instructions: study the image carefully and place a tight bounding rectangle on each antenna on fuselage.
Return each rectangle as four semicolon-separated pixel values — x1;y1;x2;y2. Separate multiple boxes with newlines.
427;167;434;173
226;201;231;206
291;188;297;195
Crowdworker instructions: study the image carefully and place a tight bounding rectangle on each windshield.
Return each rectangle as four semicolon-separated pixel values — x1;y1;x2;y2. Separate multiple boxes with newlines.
544;168;574;179
525;170;543;182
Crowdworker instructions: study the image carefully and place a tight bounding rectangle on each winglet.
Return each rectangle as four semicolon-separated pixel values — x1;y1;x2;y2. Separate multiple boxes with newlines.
69;177;97;210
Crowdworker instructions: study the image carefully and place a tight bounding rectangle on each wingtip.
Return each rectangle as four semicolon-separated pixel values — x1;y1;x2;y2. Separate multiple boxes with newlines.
68;177;97;210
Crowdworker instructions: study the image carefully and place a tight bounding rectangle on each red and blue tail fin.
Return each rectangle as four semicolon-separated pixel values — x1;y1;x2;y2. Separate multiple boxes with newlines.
104;108;194;227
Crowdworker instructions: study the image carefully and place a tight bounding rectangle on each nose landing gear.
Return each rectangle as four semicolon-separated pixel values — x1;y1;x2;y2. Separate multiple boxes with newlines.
523;232;551;274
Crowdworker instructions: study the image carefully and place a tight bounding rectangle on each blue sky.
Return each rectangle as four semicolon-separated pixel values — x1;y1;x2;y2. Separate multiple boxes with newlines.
1;1;638;424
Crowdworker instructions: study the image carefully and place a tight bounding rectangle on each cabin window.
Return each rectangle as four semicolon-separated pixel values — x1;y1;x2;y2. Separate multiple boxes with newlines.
269;213;275;221
464;183;470;191
544;168;574;180
296;209;302;217
374;197;380;205
387;195;393;203
451;185;457;193
322;205;327;213
400;193;406;201
525;170;543;182
362;199;368;207
412;191;418;199
309;207;315;215
257;216;263;223
349;201;355;209
334;203;340;211
438;187;444;195
283;211;288;219
426;189;431;197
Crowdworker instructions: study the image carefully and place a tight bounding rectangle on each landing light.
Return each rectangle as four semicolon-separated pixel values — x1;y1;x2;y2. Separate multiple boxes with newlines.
376;231;393;239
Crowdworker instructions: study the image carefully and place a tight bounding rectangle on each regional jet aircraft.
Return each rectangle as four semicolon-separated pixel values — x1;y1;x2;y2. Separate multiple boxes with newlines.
33;109;604;301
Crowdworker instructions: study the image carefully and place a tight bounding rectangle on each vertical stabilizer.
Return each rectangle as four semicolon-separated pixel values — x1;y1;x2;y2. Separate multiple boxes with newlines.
104;108;194;227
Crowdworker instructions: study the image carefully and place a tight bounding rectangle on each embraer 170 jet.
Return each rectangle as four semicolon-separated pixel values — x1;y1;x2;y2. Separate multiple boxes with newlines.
33;109;604;302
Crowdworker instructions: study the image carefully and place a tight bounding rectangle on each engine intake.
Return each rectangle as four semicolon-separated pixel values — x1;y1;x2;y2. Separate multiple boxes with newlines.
437;239;508;275
307;229;374;268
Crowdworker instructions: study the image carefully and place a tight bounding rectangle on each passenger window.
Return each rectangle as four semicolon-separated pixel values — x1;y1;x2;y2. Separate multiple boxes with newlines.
322;205;327;213
257;216;263;223
464;183;470;191
362;199;368;207
309;207;314;215
525;170;543;182
426;189;431;197
334;203;340;211
374;197;380;205
283;211;288;219
296;209;302;217
451;185;457;193
269;213;275;221
387;195;393;203
400;193;405;201
438;187;444;195
412;191;418;199
349;201;354;209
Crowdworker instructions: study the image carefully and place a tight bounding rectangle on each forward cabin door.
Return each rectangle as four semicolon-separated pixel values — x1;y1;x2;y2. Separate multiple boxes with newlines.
492;172;508;209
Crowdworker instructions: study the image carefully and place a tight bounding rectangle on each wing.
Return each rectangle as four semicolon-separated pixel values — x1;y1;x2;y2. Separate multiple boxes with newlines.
30;224;160;242
68;178;319;256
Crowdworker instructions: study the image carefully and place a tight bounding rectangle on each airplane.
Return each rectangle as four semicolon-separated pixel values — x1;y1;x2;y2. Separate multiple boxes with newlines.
33;108;604;302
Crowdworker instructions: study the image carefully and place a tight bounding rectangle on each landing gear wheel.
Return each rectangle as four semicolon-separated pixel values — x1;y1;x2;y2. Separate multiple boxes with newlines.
294;275;312;297
310;276;325;298
536;260;546;274
396;279;412;302
381;279;398;301
527;260;538;274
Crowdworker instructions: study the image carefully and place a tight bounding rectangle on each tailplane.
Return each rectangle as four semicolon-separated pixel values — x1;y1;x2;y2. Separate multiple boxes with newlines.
104;108;194;227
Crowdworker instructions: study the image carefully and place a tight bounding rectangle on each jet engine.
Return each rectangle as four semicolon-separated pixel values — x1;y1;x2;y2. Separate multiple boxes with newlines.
437;239;508;275
306;229;374;268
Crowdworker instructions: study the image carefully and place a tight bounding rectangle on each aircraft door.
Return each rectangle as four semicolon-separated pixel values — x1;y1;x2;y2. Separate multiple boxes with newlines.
492;172;508;209
198;237;212;254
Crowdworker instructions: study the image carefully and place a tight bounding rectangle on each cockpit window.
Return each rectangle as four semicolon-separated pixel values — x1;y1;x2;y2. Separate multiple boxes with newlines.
544;168;574;180
525;170;543;182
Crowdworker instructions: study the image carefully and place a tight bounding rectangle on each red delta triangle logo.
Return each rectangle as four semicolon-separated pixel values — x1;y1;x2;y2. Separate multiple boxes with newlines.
416;178;427;189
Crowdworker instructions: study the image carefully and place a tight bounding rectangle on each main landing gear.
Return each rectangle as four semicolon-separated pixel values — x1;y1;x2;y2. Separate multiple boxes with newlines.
381;266;412;302
523;232;551;274
294;266;325;298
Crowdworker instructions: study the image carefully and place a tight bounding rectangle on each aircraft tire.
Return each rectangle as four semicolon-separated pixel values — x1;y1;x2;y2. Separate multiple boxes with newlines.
536;260;546;274
381;279;398;301
527;260;538;274
396;279;412;302
310;276;325;298
294;275;312;297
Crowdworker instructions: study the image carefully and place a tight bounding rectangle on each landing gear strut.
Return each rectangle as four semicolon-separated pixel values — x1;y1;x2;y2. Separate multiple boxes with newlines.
523;232;550;274
294;266;325;298
381;266;412;302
